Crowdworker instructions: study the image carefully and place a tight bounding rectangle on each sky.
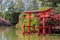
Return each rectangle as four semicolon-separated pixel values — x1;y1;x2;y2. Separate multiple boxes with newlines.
2;0;6;4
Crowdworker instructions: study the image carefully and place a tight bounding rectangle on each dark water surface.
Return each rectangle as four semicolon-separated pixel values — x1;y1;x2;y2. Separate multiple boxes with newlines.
0;26;60;40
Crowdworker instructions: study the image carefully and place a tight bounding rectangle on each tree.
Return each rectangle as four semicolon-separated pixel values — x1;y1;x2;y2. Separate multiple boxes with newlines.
0;0;3;17
39;0;60;13
3;0;21;25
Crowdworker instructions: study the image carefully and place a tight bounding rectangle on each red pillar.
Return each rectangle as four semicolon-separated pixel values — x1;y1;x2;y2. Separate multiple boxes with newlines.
38;25;40;36
28;14;31;34
25;11;35;34
37;14;40;35
42;16;45;36
48;26;51;35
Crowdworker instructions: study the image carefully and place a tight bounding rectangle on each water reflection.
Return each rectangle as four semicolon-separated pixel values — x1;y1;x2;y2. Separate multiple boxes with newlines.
46;35;51;40
16;30;46;40
32;34;35;40
0;27;59;40
37;35;45;40
0;27;10;40
2;32;6;40
38;36;40;40
0;27;18;40
22;34;25;40
16;30;22;40
0;29;51;40
22;34;30;40
42;35;45;40
28;35;30;40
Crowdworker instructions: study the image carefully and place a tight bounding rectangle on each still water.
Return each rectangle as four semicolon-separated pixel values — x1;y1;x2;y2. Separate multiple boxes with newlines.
0;26;60;40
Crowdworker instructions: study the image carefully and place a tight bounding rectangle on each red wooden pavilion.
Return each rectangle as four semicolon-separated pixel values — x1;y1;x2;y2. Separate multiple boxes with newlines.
22;8;55;36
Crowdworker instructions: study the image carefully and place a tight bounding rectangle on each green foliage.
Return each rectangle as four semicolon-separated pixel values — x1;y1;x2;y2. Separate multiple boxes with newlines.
23;17;38;27
3;0;21;25
0;13;3;17
56;8;60;14
55;4;60;13
39;6;50;11
5;13;12;21
5;12;20;25
11;12;20;25
44;0;60;13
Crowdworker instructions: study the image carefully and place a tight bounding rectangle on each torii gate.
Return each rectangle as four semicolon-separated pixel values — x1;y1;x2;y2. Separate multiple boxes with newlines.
22;8;55;36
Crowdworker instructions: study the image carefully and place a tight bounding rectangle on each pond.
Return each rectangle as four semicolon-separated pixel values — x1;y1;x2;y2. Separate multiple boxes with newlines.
0;26;60;40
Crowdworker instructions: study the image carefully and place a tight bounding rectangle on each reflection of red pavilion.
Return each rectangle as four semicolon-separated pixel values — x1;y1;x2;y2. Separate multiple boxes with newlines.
22;8;55;36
